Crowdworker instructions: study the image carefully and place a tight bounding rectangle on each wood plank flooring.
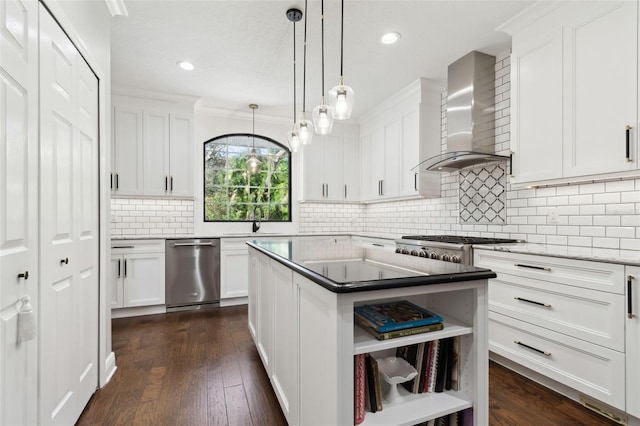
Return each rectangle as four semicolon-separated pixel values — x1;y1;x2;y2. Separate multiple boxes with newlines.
77;306;617;426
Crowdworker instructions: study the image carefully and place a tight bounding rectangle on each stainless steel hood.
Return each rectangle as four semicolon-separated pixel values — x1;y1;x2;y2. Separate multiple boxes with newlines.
417;51;510;172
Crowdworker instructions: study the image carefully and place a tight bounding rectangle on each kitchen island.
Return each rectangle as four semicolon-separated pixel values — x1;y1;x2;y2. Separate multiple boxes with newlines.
247;236;495;426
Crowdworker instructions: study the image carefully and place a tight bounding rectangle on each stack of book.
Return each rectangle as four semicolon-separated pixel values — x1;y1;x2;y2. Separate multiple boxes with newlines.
414;408;473;426
354;300;444;340
395;336;460;395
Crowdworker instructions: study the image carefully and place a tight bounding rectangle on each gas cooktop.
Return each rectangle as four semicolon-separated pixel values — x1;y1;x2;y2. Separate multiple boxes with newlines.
400;235;519;245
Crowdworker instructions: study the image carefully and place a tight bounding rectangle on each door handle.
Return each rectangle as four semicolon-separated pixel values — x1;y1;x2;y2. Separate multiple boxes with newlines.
118;259;121;278
321;184;325;198
380;180;384;196
110;173;113;189
17;271;29;280
628;275;635;319
344;184;347;199
325;183;328;198
626;125;632;162
170;176;173;191
60;257;69;265
124;259;127;277
414;173;418;191
165;176;168;191
116;173;119;190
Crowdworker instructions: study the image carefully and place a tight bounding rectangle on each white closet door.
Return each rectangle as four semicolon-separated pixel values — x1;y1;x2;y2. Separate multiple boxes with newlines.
0;0;39;424
39;5;99;425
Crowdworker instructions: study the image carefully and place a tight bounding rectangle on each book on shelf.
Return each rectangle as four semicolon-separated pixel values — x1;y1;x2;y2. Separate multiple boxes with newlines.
354;300;443;333
396;343;421;393
364;354;383;413
354;354;366;425
355;314;444;340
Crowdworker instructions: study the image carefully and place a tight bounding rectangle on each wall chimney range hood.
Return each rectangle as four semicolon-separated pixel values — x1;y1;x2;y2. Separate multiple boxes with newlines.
415;51;511;173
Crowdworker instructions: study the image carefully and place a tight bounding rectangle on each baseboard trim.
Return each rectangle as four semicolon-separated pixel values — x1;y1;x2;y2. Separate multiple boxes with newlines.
220;297;248;307
111;305;166;319
103;351;117;386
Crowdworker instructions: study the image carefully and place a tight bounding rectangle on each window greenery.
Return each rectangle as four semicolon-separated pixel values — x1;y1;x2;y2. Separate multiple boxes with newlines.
203;134;291;222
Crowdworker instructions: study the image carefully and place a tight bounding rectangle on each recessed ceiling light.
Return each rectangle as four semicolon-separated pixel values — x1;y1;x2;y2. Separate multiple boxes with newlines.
177;61;194;71
380;32;401;45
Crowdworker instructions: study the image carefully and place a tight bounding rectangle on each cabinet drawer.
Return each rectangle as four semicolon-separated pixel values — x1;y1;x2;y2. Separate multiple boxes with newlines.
489;277;624;351
111;239;165;254
475;250;624;294
221;238;250;251
489;311;625;410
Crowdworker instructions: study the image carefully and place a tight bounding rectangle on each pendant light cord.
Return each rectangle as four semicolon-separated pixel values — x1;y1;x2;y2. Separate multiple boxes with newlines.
302;0;308;113
252;106;255;149
293;19;297;125
321;0;325;101
340;0;344;78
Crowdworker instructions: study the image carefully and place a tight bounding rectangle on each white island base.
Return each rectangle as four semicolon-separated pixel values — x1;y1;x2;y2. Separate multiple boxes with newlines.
248;246;489;426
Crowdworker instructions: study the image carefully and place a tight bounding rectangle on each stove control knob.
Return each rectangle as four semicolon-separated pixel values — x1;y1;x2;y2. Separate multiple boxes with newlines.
410;250;419;256
451;255;461;263
395;248;402;254
401;249;409;255
441;254;450;262
419;250;427;258
430;252;440;260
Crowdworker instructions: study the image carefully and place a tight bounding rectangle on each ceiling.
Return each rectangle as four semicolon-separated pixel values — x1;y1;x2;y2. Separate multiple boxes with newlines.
111;0;533;121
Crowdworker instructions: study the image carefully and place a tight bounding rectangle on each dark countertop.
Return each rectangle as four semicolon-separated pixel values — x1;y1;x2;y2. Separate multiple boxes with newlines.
248;237;496;293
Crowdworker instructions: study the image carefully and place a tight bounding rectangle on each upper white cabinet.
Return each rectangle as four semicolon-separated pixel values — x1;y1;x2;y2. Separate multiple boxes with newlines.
504;1;639;186
302;131;360;202
112;92;195;197
359;78;443;202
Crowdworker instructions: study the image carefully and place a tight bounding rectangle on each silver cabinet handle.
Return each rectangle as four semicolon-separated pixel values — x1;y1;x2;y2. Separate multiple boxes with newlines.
514;297;551;308
173;242;216;247
628;275;635;319
514;340;551;357
414;173;418;191
514;263;551;271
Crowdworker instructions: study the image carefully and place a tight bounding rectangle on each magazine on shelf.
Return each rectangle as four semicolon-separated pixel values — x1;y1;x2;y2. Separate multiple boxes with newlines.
354;300;444;333
355;314;444;340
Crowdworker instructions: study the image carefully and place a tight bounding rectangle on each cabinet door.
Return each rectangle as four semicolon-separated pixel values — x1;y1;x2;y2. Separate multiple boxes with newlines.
383;121;401;197
0;0;39;423
342;134;360;201
401;110;420;196
510;23;563;183
271;261;298;424
143;110;170;196
111;255;124;308
220;249;249;298
248;252;259;340
169;113;194;196
324;136;344;201
113;106;144;195
256;254;274;374
627;267;640;418
302;136;326;200
563;1;637;177
123;252;165;307
371;128;386;196
359;133;375;200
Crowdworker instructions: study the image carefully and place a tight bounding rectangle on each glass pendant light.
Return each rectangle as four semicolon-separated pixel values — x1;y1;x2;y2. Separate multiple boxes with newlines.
286;8;303;152
294;0;313;145
328;0;354;120
246;104;261;174
312;0;334;135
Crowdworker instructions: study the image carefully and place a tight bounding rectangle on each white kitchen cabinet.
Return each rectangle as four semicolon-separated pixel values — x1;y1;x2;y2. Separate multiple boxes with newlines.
626;268;640;418
220;238;249;299
250;245;489;425
474;249;627;412
111;240;165;309
112;94;195;197
360;78;442;202
302;132;359;202
503;1;639;186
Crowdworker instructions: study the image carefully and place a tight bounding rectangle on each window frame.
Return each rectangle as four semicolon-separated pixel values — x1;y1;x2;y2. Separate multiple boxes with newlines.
202;133;292;223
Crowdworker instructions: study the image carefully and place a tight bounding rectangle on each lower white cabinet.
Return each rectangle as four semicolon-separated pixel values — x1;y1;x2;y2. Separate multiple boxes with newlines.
474;249;630;414
111;240;165;309
220;238;249;299
626;268;640;418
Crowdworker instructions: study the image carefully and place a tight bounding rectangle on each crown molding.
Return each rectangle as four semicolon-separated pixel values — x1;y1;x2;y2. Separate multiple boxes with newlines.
496;1;565;35
105;0;128;17
112;85;199;106
195;103;291;125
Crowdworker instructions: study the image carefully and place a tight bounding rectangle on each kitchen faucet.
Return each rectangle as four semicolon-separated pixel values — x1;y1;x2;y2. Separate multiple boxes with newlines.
252;205;263;233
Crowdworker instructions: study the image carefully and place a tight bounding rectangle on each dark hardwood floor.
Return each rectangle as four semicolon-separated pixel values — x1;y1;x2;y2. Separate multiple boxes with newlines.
77;306;616;426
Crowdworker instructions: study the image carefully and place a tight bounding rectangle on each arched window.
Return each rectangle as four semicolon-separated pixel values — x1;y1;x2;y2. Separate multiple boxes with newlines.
203;134;291;222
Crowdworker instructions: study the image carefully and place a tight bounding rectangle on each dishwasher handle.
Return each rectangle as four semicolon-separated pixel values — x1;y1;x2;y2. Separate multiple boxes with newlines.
172;242;216;247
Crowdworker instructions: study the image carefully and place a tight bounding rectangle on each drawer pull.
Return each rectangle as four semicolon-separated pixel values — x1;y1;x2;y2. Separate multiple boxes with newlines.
372;243;384;247
628;275;635;319
514;340;551;357
514;263;551;271
514;297;551;308
113;245;134;249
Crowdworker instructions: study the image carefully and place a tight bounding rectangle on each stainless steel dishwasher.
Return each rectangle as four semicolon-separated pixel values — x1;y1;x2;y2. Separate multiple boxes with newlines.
165;238;220;311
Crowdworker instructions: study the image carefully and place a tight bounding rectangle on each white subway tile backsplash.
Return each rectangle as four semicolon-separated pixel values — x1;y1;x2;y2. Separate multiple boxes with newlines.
110;198;194;237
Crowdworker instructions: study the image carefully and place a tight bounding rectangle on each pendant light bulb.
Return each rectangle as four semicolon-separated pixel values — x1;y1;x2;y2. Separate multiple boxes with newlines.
246;104;261;174
287;129;301;152
328;79;354;120
313;103;334;135
295;114;313;145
